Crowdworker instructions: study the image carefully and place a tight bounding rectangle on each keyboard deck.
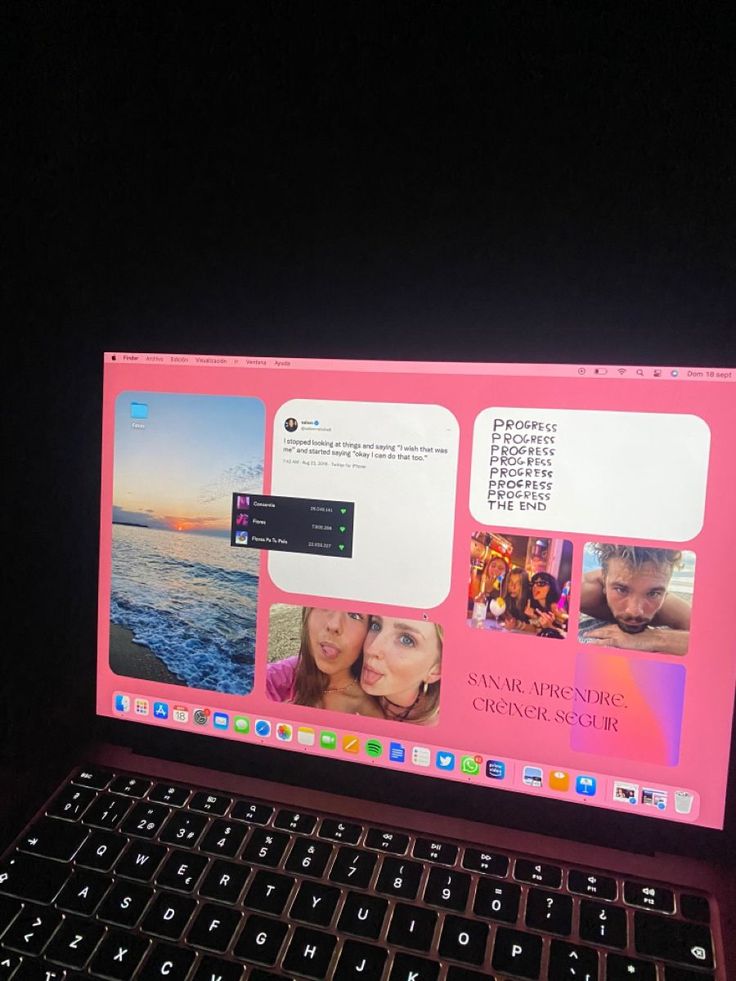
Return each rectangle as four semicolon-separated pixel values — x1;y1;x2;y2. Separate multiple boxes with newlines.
0;767;717;980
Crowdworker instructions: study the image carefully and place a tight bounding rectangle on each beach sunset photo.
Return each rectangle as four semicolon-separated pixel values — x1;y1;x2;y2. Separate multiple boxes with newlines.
110;391;265;695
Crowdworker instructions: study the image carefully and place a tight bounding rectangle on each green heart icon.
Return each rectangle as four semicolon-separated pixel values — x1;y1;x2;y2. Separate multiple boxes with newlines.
339;526;346;533
340;508;347;514
338;544;345;551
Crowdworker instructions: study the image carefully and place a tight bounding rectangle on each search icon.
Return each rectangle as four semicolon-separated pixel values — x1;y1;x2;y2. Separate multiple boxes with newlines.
636;369;644;376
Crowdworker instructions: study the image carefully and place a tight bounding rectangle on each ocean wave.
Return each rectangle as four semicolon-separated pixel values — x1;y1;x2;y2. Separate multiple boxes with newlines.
110;525;257;695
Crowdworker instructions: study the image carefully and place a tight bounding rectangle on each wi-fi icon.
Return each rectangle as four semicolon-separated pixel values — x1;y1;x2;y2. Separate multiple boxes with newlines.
617;368;626;375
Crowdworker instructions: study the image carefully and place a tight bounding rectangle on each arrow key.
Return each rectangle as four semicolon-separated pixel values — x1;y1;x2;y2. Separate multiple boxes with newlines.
3;902;63;955
549;940;599;980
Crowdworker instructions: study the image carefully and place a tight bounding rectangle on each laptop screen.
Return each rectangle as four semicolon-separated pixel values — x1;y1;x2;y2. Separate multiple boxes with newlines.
97;354;735;830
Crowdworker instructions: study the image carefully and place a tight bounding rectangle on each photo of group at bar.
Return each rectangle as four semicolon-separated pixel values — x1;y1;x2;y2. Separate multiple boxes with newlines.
468;532;573;640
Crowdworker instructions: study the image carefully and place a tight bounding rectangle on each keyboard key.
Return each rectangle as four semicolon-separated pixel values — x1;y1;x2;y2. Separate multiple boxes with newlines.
446;968;490;981
283;927;336;979
285;838;333;878
187;903;242;952
200;819;249;858
549;939;598;980
18;818;88;861
109;775;152;798
193;955;243;981
376;857;423;899
389;952;439;981
242;829;290;867
624;881;675;913
231;800;273;824
462;847;509;878
413;839;458;865
89;928;149;979
75;829;127;871
114;841;167;881
438;914;488;964
634;911;714;970
0;894;22;934
525;888;573;935
156;850;208;892
73;766;113;789
607;953;657;980
0;951;21;977
138;941;196;980
568;869;617;901
148;783;191;807
3;904;63;955
12;959;66;980
47;783;96;821
423;868;471;911
84;793;132;830
290;881;341;927
274;809;317;835
319;818;362;844
580;900;627;948
338;892;388;939
57;869;110;915
514;858;562;888
473;879;521;923
330;847;378;889
245;870;295;915
387;903;437;951
0;852;70;904
159;810;209;848
120;801;170;839
199;859;250;904
45;915;105;969
335;940;387;981
365;828;409;854
98;881;153;928
680;893;710;923
492;927;542;979
664;970;716;981
141;892;197;940
233;913;288;966
189;791;231;816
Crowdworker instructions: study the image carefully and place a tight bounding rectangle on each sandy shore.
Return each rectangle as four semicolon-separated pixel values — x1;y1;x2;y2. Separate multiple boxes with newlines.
267;604;303;662
109;623;186;685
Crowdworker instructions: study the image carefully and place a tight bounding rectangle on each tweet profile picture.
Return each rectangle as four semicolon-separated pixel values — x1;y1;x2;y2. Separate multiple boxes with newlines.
284;417;298;432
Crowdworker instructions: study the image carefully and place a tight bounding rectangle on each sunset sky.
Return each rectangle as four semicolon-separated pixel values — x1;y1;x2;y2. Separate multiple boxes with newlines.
113;392;265;535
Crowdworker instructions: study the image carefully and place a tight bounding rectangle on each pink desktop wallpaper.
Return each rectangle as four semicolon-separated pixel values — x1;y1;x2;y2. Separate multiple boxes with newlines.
96;356;736;829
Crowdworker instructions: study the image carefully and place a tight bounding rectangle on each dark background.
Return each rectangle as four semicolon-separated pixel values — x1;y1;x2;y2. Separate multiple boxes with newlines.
5;4;735;844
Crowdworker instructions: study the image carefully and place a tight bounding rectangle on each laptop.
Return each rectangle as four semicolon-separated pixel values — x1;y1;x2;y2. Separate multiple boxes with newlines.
1;351;734;980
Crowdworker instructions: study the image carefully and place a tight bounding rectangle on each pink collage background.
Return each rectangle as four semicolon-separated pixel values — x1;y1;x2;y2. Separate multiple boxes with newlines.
96;356;736;829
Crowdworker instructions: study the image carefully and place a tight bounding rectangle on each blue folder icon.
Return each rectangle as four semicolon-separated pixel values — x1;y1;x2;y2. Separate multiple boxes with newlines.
130;402;149;419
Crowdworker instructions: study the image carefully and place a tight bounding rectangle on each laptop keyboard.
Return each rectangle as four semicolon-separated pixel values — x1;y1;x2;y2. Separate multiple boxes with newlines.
0;767;717;980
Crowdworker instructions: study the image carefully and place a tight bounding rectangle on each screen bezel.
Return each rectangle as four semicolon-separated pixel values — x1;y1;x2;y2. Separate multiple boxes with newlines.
98;353;736;861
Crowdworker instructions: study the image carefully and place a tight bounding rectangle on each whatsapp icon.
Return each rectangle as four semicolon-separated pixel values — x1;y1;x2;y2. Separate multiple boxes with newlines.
461;755;481;775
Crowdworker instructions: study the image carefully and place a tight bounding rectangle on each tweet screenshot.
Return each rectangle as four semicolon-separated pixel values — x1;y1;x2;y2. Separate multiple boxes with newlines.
269;399;460;607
